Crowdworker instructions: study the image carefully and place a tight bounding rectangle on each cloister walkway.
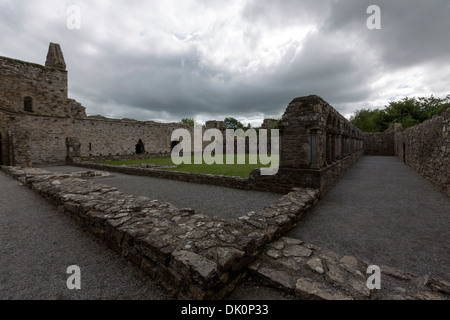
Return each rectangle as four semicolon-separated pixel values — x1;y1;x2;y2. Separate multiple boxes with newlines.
286;156;450;281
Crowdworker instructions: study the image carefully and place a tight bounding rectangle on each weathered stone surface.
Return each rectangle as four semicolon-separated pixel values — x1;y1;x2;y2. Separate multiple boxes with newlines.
271;240;285;250
171;250;218;282
394;109;450;197
306;258;324;275
250;236;450;300
424;274;450;295
281;237;303;246
257;267;296;292
282;245;312;258
278;257;305;272
326;262;370;298
266;249;282;259
296;277;352;300
380;264;414;281
340;255;358;267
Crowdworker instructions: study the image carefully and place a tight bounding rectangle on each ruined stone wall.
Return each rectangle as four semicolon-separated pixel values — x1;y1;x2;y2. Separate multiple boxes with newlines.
0;49;75;166
251;96;365;197
0;112;190;167
0;56;69;117
73;117;189;159
0;113;71;166
363;124;402;156
364;132;395;156
395;109;450;197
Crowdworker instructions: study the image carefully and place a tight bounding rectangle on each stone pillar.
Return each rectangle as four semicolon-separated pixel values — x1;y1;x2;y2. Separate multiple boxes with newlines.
343;136;347;157
336;135;342;160
326;133;332;165
310;129;319;169
331;134;336;162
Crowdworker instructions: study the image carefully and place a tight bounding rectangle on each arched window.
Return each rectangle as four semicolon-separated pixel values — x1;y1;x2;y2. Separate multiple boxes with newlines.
24;96;33;112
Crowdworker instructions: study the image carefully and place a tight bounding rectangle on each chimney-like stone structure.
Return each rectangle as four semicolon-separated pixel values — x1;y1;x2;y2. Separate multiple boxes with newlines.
45;43;66;70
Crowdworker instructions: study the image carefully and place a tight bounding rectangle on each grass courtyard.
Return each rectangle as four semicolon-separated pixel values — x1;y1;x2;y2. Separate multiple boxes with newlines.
98;154;279;178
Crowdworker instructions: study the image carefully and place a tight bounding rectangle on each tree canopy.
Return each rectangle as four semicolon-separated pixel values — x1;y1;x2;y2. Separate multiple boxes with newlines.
224;117;245;130
350;94;450;132
180;118;195;127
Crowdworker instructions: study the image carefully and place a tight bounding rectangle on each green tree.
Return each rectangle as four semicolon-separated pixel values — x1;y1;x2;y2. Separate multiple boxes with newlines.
180;118;195;127
417;94;450;119
224;117;244;130
350;108;382;132
351;94;450;132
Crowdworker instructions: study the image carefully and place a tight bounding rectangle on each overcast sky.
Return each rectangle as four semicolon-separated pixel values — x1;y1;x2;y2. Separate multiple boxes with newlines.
1;0;449;126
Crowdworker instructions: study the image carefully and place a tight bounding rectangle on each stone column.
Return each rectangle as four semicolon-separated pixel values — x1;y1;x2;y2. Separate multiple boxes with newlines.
345;137;350;157
310;129;319;169
326;133;332;165
336;134;342;160
331;134;336;162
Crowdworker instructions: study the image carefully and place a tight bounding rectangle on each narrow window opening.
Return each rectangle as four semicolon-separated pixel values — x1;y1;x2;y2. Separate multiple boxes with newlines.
24;96;33;112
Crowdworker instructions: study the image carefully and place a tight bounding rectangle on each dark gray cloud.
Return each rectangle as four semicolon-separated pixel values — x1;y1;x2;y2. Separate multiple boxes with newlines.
0;0;449;125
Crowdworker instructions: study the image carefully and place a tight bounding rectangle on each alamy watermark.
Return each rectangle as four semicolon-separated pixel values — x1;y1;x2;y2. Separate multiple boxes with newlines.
66;265;81;290
171;128;280;176
367;5;381;30
66;5;81;30
366;265;381;290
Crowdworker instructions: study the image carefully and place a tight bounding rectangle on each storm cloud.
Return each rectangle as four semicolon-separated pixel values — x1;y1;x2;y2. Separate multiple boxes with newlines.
1;0;449;125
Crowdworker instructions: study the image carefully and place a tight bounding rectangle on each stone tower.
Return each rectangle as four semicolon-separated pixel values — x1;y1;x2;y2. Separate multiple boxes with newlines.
45;43;66;70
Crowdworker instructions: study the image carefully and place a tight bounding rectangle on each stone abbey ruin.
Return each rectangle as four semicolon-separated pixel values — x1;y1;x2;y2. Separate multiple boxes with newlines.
1;43;449;300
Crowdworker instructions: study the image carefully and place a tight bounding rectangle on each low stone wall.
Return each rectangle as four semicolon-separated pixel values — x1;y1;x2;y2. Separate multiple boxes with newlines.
251;237;450;300
72;152;173;164
71;162;255;193
1;166;319;299
72;149;363;197
395;109;450;197
249;151;364;196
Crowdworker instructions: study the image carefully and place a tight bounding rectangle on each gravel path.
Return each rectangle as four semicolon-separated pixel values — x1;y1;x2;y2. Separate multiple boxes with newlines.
0;171;171;300
43;166;283;221
286;156;450;281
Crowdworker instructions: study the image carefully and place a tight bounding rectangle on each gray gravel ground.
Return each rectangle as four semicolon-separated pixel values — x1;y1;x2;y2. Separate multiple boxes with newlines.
286;156;450;281
0;171;170;300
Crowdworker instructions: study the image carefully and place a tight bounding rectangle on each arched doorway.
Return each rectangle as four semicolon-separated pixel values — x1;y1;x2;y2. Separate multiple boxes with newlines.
135;139;145;154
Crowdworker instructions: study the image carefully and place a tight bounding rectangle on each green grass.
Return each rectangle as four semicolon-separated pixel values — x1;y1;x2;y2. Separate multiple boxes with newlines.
97;154;279;178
